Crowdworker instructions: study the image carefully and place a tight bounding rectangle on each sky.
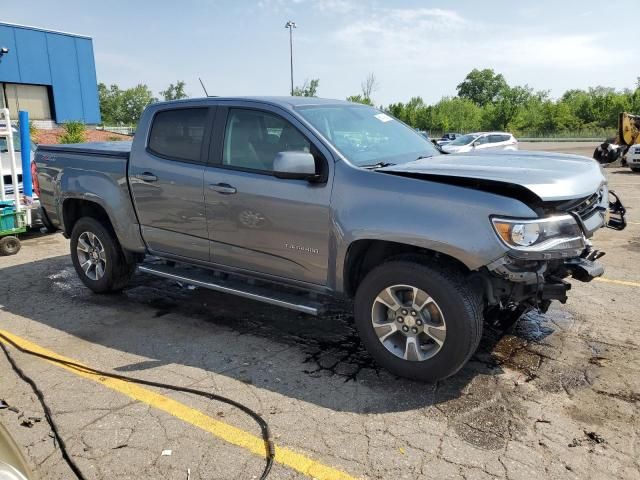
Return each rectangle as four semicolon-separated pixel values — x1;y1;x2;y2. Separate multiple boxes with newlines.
4;0;638;105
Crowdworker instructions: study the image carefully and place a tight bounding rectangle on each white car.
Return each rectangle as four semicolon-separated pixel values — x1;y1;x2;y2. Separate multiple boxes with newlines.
626;145;640;172
441;132;518;154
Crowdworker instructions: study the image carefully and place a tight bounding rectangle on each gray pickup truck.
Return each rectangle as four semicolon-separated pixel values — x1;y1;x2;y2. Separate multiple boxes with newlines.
34;97;626;381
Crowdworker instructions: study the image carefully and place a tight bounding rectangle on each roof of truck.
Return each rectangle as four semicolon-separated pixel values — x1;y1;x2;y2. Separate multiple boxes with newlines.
154;96;355;109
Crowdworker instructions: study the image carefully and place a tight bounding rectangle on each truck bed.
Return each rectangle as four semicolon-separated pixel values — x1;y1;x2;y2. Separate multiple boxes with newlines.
37;141;132;158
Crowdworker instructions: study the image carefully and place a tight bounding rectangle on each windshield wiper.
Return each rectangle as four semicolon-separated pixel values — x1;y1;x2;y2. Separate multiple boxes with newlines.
414;154;435;161
361;161;395;169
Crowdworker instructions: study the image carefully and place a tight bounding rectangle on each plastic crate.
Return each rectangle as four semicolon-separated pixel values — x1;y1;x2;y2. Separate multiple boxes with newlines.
0;206;27;235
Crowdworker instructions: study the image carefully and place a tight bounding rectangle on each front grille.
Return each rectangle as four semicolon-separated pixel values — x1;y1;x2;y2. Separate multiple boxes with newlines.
572;190;603;220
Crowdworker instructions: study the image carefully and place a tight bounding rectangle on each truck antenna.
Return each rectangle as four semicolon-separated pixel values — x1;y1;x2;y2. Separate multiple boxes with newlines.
198;77;210;97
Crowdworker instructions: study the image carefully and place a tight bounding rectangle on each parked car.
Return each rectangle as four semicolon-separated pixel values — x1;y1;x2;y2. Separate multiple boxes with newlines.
435;132;461;147
626;144;640;172
442;132;518;153
35;97;625;381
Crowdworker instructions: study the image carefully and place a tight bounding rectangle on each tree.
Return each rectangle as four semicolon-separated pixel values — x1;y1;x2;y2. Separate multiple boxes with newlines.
486;85;533;130
160;81;188;101
456;68;508;107
98;83;156;125
346;94;373;106
429;97;482;133
293;78;319;97
361;73;379;104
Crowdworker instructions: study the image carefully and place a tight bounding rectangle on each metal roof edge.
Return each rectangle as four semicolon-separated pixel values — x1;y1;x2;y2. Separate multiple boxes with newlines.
0;21;92;40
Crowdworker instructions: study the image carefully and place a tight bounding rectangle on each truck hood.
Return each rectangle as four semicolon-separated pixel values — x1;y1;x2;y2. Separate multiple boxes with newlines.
377;150;605;202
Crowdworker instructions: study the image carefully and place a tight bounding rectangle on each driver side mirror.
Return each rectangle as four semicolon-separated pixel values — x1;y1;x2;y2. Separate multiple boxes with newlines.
273;151;319;181
472;140;480;147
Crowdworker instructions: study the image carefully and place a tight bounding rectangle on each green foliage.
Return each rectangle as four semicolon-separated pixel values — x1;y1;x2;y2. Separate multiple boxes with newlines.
160;81;188;101
98;83;156;126
59;121;86;144
346;95;373;106
429;97;483;132
457;69;508;107
384;69;640;137
293;79;319;97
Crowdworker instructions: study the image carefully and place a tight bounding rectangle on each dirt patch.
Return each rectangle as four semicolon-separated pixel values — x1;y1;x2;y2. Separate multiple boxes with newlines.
34;128;130;144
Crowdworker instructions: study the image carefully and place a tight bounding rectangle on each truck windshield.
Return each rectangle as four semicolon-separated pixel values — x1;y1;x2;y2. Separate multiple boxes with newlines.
296;104;440;166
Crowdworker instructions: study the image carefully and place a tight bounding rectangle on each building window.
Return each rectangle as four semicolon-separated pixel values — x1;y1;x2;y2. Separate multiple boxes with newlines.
1;83;52;121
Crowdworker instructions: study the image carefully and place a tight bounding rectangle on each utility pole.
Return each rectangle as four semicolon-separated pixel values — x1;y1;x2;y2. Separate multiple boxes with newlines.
285;21;296;96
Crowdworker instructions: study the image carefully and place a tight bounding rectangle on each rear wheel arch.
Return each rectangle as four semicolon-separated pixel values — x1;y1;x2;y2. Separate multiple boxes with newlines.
62;198;116;238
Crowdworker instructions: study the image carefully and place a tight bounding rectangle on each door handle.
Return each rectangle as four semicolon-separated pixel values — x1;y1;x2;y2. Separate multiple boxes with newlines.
136;172;158;182
209;183;237;194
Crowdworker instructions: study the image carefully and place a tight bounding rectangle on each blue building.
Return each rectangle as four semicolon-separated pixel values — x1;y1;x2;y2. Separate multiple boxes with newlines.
0;22;100;124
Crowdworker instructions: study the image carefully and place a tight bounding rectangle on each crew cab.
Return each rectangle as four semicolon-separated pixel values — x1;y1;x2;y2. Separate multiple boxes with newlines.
34;97;626;381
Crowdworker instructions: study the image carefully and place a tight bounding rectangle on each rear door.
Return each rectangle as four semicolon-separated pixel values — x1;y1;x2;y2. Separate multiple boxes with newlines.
129;105;214;261
203;104;333;286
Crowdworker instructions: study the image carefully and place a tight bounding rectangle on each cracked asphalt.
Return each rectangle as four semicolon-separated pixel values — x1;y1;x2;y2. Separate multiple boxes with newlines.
1;143;639;479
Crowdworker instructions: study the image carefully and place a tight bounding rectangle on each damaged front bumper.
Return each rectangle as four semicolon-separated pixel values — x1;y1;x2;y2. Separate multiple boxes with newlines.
605;190;626;231
480;244;607;317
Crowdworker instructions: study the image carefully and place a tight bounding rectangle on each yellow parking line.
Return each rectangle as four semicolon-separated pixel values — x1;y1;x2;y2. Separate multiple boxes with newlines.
0;329;356;480
594;277;640;288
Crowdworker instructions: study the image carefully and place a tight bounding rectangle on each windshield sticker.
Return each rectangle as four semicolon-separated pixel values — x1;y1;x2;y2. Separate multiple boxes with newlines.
374;113;393;123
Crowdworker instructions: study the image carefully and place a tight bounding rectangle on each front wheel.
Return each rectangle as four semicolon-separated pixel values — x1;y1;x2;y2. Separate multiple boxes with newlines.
70;217;135;293
354;260;482;381
0;236;21;256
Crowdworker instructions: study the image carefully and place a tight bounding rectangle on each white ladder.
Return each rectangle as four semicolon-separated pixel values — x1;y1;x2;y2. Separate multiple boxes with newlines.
0;108;23;213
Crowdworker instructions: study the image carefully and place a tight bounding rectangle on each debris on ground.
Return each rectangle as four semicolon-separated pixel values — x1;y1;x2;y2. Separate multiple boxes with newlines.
161;449;172;456
569;430;606;447
0;399;19;413
19;416;42;428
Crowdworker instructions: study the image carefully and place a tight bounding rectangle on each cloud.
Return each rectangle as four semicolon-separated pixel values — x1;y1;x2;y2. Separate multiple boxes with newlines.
488;34;624;69
328;5;626;72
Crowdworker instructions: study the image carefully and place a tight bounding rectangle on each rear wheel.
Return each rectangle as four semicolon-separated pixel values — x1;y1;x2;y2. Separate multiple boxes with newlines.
631;167;640;173
354;260;482;381
70;217;135;293
0;236;21;256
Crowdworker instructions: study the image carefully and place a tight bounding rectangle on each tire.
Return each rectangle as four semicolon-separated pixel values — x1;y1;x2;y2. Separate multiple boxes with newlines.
0;236;21;256
353;259;482;382
70;217;135;293
631;167;640;173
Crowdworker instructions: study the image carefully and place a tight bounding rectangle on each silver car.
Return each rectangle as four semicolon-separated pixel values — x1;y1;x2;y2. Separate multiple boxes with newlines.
442;132;518;154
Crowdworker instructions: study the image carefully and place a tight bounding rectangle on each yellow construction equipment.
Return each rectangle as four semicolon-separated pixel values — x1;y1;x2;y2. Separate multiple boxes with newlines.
593;112;640;165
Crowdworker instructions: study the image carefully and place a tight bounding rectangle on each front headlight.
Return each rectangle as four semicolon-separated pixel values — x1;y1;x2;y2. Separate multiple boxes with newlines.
491;215;584;252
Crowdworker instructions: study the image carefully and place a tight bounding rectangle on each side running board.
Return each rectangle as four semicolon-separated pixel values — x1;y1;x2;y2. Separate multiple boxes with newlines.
138;263;326;316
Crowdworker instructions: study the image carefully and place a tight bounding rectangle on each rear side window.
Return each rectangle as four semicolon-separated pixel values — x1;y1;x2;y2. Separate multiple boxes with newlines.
488;135;503;143
148;108;208;162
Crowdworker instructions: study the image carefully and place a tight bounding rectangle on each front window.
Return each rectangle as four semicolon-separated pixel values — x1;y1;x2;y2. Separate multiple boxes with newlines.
448;134;478;146
222;108;311;172
296;104;439;167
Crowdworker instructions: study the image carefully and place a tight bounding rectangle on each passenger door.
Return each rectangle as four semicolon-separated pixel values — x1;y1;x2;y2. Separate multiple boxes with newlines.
472;134;490;151
129;106;214;261
204;105;333;286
